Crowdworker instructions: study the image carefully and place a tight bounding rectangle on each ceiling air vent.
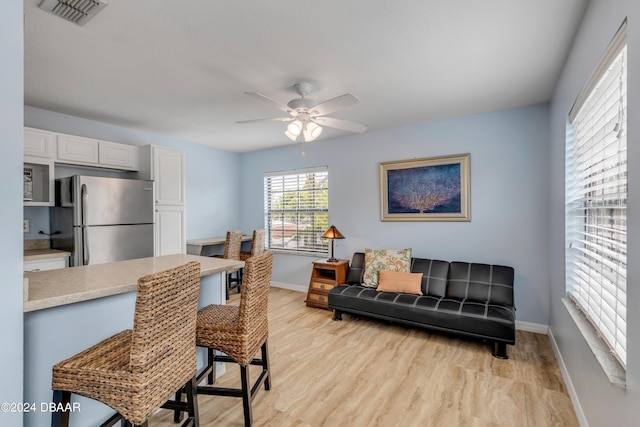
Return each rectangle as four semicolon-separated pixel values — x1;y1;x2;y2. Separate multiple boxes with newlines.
39;0;108;26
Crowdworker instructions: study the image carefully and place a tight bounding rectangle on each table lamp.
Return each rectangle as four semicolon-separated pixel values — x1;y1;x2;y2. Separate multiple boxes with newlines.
322;225;345;262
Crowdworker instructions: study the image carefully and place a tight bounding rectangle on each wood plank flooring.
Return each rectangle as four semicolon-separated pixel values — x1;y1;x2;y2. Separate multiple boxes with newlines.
150;287;578;426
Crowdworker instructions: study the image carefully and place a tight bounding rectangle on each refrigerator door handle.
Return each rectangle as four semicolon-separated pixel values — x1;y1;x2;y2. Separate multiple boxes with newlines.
81;183;90;265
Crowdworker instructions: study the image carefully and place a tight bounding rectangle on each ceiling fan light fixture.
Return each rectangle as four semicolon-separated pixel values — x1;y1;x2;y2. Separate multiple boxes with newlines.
303;122;322;142
285;129;298;141
287;120;303;136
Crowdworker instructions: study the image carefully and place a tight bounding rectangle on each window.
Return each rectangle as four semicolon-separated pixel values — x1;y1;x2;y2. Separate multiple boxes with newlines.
565;22;627;367
264;167;329;255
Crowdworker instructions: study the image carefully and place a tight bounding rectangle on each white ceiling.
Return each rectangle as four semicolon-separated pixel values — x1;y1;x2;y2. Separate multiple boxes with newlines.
24;0;588;153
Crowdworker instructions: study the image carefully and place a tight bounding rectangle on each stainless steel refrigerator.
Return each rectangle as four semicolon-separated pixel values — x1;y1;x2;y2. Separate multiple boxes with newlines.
50;175;155;266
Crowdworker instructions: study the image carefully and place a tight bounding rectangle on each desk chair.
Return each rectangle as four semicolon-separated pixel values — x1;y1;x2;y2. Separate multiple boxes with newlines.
213;230;243;299
239;229;266;261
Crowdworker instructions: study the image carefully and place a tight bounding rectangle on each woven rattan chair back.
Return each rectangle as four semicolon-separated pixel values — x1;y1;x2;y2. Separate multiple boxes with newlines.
237;250;272;341
250;229;266;256
189;251;273;427
51;261;201;426
240;229;266;262
223;230;243;261
129;261;201;415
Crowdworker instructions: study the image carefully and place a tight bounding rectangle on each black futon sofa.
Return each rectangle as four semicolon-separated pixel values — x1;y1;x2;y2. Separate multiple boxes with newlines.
327;252;516;358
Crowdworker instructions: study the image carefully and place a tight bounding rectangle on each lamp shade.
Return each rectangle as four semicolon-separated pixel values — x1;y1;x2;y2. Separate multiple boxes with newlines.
303;121;323;142
322;225;345;240
284;129;298;141
322;225;344;262
287;120;303;136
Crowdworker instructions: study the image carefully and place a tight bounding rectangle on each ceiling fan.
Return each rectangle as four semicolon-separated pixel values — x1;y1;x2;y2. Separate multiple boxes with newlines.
237;82;368;142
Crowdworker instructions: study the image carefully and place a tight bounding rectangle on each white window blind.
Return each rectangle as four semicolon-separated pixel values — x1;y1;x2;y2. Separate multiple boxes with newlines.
264;167;329;254
565;23;627;367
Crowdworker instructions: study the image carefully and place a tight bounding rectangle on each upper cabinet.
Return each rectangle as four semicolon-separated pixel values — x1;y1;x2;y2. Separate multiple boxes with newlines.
56;133;138;171
137;145;185;205
57;134;99;165
24;127;56;159
23;127;141;206
99;140;139;170
24;128;55;206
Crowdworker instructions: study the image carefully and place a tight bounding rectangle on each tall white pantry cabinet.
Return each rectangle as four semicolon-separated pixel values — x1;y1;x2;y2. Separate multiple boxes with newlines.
136;145;186;256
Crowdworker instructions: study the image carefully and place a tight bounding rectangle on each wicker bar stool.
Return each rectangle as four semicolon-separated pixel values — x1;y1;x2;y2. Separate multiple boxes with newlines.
239;229;266;262
213;230;243;299
176;251;273;427
51;262;202;427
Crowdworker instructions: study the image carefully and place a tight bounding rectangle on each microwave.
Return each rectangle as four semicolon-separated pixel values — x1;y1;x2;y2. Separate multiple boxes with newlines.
23;167;33;201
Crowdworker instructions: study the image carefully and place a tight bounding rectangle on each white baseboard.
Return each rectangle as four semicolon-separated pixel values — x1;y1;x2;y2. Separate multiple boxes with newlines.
548;328;588;427
515;320;549;334
270;281;307;293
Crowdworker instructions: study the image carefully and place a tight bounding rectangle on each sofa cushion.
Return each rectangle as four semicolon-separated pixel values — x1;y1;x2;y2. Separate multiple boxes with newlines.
447;262;515;306
410;258;450;297
345;252;365;284
377;271;423;295
362;248;412;288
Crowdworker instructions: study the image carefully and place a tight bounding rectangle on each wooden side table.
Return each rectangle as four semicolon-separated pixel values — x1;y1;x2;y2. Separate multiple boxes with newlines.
305;259;349;309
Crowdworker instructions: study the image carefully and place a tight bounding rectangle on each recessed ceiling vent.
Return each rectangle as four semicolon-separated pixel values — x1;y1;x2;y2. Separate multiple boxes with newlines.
39;0;108;26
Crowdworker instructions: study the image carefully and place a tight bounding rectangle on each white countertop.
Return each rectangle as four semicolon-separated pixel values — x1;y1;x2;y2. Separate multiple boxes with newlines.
186;235;252;255
24;254;243;312
24;248;72;262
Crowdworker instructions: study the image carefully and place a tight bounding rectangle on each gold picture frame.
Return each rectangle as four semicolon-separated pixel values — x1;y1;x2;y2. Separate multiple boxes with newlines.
380;153;470;222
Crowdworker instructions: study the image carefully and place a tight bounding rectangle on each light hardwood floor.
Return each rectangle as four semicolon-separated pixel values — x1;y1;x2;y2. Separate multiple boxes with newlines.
150;287;578;426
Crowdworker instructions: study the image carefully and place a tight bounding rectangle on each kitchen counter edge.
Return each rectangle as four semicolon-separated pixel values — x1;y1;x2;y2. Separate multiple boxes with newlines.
24;254;243;313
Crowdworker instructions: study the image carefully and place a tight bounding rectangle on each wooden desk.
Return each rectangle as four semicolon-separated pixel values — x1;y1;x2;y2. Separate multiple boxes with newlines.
186;235;252;255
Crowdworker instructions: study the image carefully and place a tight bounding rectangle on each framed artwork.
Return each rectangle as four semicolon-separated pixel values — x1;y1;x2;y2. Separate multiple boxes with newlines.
380;153;470;221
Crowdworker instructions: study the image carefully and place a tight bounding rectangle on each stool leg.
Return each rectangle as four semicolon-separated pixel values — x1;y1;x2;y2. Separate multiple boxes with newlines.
51;390;71;427
261;340;271;391
185;376;200;427
173;387;184;423
240;365;253;427
207;348;216;384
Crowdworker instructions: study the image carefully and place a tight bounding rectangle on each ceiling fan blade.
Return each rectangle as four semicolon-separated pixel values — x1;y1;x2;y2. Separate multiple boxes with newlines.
313;116;367;133
245;92;293;114
311;93;360;116
236;117;294;124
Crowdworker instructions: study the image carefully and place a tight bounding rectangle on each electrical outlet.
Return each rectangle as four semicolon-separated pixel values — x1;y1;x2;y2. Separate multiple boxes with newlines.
23;220;29;233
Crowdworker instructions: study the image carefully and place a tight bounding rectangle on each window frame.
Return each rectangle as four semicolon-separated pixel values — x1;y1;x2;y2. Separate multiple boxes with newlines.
564;20;627;379
263;166;330;256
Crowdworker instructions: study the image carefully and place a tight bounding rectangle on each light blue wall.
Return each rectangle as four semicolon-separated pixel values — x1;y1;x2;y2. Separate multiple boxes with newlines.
0;1;24;424
24;107;242;240
549;1;640;425
240;104;550;325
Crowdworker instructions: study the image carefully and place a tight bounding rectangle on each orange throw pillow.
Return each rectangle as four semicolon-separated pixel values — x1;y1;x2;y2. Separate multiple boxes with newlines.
376;270;423;295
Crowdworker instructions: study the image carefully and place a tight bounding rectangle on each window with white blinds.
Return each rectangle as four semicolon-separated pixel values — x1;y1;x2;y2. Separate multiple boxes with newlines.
264;167;329;254
565;23;627;367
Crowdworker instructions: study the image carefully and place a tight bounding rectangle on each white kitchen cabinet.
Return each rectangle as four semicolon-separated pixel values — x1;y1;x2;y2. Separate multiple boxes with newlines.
155;205;186;256
24;127;56;159
57;134;100;165
99;140;138;170
56;132;139;170
23;158;54;206
138;145;186;255
23;257;68;272
24;129;55;206
138;145;185;205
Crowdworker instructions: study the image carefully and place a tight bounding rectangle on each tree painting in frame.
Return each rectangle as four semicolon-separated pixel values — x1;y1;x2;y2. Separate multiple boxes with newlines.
380;153;470;221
